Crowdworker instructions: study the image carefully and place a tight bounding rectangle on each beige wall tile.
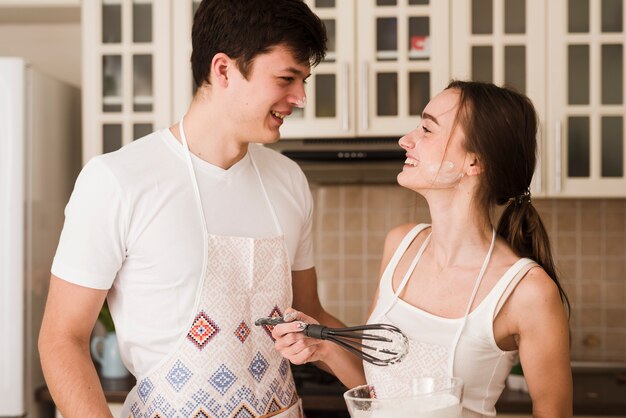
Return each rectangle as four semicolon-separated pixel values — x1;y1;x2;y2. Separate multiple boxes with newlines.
314;186;341;210
580;307;602;326
605;332;626;351
366;234;386;256
605;309;626;329
606;211;626;232
580;235;602;257
581;283;602;304
341;280;366;303
581;200;602;211
555;209;577;233
605;281;626;305
581;211;602;233
604;259;626;280
344;235;364;256
605;236;625;257
344;186;365;209
345;210;364;232
580;259;602;281
343;304;367;326
343;259;364;280
366;187;391;210
316;233;340;255
366;211;388;233
556;234;578;257
316;258;340;279
318;279;341;304
319;211;341;232
557;259;578;281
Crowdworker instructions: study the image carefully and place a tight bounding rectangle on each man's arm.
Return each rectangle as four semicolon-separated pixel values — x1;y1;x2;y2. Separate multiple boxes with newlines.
39;274;113;418
289;267;366;388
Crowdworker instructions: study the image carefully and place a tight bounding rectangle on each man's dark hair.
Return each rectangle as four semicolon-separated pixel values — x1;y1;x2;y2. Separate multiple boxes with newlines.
191;0;327;88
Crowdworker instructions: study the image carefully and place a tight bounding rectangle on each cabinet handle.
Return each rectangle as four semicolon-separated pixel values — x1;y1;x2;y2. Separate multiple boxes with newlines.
555;121;562;193
342;63;349;132
360;62;369;131
535;146;542;195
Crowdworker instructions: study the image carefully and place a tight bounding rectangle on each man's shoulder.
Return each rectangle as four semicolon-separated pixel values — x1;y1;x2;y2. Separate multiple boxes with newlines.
85;129;177;189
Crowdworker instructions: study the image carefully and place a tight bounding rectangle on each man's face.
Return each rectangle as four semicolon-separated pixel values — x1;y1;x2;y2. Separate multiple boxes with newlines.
226;44;311;145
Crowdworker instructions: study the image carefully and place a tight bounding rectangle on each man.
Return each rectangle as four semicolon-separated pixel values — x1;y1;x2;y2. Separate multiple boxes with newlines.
39;1;347;416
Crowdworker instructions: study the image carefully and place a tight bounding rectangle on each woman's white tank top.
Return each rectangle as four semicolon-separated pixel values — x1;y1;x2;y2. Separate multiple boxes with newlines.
366;224;537;417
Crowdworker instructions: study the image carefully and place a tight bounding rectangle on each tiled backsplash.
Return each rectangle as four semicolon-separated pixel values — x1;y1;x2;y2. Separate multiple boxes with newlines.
310;185;626;362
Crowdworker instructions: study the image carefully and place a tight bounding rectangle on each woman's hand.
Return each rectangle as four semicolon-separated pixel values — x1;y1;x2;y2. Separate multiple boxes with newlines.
272;308;326;365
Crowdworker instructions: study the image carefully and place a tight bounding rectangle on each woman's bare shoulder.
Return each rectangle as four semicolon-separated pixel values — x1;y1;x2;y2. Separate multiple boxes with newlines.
508;266;567;323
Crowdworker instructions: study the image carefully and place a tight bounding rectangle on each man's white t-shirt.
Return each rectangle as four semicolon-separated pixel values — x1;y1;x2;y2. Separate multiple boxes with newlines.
51;129;315;377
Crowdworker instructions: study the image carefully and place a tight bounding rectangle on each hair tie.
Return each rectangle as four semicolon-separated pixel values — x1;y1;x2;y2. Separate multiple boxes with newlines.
511;188;531;206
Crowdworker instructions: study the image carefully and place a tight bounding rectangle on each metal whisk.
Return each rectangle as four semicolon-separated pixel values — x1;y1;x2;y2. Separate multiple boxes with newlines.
255;317;409;366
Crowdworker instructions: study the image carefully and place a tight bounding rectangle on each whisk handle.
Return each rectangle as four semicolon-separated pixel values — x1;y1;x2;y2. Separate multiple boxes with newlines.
303;324;329;340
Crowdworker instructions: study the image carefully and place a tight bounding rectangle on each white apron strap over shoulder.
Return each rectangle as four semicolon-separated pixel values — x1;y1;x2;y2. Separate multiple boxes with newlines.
377;224;432;319
494;258;539;317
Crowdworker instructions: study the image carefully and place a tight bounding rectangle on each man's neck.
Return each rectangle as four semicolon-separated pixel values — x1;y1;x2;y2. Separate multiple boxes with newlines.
171;100;248;170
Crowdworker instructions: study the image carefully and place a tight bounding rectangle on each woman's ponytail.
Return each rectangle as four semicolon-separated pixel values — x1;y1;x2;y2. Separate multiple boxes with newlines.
497;199;571;316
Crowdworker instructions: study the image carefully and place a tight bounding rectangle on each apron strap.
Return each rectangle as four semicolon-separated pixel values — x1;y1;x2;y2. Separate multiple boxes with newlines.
249;149;283;236
447;228;497;376
378;225;432;318
179;118;209;277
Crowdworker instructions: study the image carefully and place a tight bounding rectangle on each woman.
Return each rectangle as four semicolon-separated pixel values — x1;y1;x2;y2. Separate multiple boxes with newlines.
273;81;573;417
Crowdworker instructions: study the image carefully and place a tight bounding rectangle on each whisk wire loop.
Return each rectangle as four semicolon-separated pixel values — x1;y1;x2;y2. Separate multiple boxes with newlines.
303;323;408;366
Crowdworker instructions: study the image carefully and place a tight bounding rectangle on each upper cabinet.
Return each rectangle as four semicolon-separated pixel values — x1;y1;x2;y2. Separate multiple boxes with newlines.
450;0;547;195
450;0;626;198
546;0;626;197
82;0;626;196
81;0;171;164
170;0;450;139
281;0;450;138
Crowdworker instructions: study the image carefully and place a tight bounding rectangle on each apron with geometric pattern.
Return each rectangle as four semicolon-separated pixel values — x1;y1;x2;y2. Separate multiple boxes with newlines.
120;119;302;418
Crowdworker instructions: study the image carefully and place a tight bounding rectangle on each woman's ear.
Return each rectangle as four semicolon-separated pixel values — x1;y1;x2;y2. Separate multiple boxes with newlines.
210;53;232;87
466;155;483;176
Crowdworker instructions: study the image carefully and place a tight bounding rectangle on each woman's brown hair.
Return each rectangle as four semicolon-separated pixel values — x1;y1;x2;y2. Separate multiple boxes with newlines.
447;80;570;315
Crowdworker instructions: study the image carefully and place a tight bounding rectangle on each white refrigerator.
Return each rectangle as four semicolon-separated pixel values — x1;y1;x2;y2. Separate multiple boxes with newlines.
0;57;81;417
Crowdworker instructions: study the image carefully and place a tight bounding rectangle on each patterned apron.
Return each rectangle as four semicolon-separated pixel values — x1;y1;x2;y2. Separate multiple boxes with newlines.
120;119;302;418
364;225;496;418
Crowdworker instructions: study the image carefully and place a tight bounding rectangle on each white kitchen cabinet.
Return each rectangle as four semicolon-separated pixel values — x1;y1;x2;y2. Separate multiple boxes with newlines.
451;0;626;198
83;0;626;197
546;0;626;197
284;0;449;138
450;0;547;196
86;0;450;156
172;0;450;139
81;0;172;164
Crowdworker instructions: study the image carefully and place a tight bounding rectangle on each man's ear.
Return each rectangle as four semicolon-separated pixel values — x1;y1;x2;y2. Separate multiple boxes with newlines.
466;155;483;176
210;53;232;87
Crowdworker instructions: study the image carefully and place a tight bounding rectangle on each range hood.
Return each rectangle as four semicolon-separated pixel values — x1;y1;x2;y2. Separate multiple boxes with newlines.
266;138;404;184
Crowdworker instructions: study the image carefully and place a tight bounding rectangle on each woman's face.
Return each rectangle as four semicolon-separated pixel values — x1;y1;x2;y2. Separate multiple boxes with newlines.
397;88;469;192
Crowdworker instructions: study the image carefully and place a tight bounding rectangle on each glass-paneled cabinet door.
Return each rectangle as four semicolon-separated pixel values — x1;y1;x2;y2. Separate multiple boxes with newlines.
82;0;171;164
171;0;199;123
450;0;547;195
547;0;626;196
356;0;449;137
281;0;357;138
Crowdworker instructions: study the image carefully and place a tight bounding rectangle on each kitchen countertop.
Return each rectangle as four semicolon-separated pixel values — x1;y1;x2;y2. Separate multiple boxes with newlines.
36;362;626;416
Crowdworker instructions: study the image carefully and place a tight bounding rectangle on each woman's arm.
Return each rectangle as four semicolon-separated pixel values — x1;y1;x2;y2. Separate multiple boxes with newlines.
510;268;573;418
